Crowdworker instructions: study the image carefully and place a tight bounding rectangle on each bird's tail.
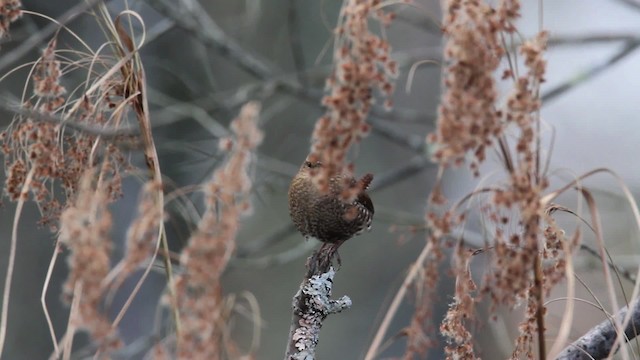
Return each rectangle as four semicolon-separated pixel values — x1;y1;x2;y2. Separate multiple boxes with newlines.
359;173;373;190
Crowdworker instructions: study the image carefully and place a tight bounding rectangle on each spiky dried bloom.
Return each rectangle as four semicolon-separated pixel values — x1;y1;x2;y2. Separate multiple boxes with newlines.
57;169;122;351
309;0;399;201
3;39;66;211
112;180;163;286
403;258;440;358
174;102;262;359
422;1;573;358
428;0;521;173
1;37;130;229
397;207;459;357
0;0;21;39
483;32;556;358
440;247;477;359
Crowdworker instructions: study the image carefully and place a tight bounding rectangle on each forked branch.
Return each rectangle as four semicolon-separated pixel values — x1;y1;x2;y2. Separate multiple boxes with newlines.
285;250;352;360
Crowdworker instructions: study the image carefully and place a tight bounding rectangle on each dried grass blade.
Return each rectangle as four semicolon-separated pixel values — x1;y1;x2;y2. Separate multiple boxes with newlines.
0;168;34;357
579;188;628;359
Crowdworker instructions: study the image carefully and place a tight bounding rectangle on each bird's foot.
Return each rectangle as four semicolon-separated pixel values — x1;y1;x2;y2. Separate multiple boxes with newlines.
330;247;342;270
306;242;345;278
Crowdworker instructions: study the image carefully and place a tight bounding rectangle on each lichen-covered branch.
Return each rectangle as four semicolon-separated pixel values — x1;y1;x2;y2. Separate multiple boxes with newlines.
556;296;640;360
285;267;352;360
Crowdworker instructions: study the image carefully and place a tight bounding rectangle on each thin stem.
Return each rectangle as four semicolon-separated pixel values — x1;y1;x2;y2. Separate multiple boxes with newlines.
0;168;35;358
533;251;546;360
364;241;433;360
42;242;62;358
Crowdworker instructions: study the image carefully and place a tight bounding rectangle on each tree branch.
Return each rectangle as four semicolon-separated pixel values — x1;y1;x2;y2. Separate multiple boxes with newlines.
285;263;351;359
147;0;277;79
0;0;106;73
542;40;640;103
556;296;640;359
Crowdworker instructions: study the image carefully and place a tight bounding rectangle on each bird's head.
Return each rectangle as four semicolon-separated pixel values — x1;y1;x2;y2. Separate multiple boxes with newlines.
302;160;322;171
294;159;324;186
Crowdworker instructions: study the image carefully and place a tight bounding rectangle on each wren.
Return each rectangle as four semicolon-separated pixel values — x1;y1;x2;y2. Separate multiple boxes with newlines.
288;160;374;274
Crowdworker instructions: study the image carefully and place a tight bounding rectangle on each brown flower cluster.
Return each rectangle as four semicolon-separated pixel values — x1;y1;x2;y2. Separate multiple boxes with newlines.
0;0;21;39
174;102;262;359
3;39;66;215
0;25;150;356
440;249;477;359
309;0;400;200
428;0;520;175
2;38;129;229
444;29;549;305
402;210;458;357
113;180;163;287
424;1;574;359
404;256;440;358
57;169;122;351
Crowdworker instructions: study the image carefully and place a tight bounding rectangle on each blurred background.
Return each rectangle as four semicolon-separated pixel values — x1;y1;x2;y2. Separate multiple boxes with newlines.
0;0;640;359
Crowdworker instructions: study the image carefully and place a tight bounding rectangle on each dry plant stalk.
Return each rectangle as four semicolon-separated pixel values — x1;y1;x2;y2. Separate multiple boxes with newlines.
110;180;163;288
2;37;129;229
309;0;400;200
0;8;151;357
173;102;263;359
405;0;578;358
57;169;122;351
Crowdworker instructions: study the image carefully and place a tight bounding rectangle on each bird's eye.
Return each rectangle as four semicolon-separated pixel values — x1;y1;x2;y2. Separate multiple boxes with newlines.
305;160;322;169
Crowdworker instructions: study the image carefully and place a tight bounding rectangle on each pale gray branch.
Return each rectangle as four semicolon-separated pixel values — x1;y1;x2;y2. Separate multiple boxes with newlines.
556;297;640;359
285;268;351;360
0;0;106;73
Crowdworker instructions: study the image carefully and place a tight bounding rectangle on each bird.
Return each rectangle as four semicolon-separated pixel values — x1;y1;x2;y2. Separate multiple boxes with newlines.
288;159;374;275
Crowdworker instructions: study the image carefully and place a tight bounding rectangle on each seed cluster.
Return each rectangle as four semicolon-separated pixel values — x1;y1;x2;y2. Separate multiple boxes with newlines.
174;102;262;359
2;29;140;355
428;0;521;174
2;38;129;229
310;0;401;201
57;170;122;351
111;180;163;289
420;1;575;358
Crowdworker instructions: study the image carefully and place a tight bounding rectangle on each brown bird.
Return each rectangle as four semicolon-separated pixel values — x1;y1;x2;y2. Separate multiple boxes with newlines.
288;160;374;274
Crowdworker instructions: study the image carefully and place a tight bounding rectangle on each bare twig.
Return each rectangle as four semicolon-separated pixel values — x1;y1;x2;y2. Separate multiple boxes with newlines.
365;241;433;360
287;0;307;87
547;33;639;47
147;0;276;79
542;40;640;103
0;99;140;138
612;0;640;11
0;0;105;73
580;244;636;283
